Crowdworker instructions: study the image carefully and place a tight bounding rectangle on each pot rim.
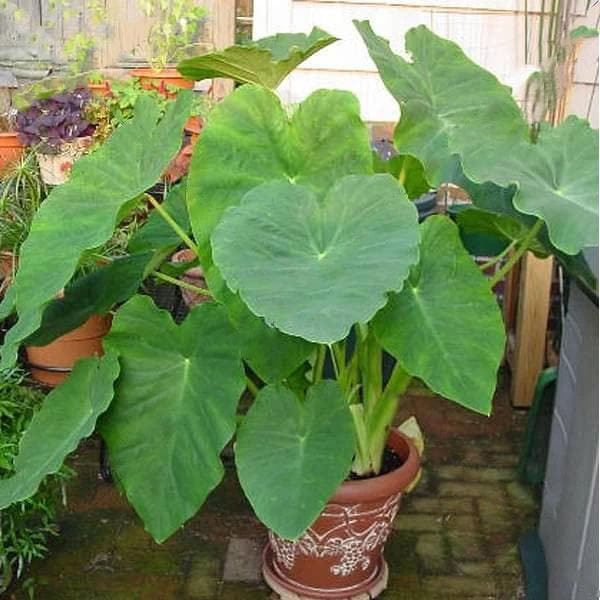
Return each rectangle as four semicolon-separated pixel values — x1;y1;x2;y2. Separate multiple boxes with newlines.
171;248;204;278
130;67;190;79
330;429;420;504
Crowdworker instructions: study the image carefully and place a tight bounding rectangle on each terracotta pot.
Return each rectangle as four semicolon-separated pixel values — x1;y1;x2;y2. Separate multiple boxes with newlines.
36;136;92;185
0;132;24;174
88;80;112;97
130;67;193;98
184;116;203;145
171;249;210;308
25;314;112;387
263;429;420;599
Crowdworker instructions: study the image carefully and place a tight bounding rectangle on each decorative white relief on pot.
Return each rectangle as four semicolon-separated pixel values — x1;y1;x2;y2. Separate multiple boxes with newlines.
269;492;402;577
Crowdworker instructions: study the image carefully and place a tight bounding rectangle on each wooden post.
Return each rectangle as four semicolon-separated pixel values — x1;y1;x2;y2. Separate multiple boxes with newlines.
509;253;554;407
203;0;236;100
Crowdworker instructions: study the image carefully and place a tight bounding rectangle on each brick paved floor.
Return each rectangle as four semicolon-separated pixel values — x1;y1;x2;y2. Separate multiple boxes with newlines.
6;375;538;599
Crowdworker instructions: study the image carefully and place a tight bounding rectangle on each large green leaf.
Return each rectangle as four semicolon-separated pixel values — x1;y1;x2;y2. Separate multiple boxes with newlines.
225;292;314;384
476;117;599;255
374;216;505;415
454;207;547;256
186;85;373;264
212;175;420;343
99;295;245;543
356;22;598;255
373;153;431;200
0;352;120;509
177;27;337;88
0;92;192;370
355;20;528;186
202;267;314;383
24;253;152;347
235;381;354;539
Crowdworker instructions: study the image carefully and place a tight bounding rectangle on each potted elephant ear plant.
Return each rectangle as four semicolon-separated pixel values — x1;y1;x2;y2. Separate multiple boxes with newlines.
0;25;597;600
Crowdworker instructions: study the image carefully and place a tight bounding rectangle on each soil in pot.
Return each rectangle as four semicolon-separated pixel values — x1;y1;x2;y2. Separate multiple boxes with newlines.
170;249;211;308
0;132;25;174
263;429;420;599
25;314;112;387
130;68;194;98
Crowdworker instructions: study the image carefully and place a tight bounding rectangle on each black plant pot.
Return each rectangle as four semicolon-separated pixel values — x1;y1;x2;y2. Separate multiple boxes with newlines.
414;191;438;222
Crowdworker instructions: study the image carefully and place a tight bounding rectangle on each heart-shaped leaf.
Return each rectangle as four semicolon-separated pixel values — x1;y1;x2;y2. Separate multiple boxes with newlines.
0;352;120;509
374;216;505;415
235;381;354;539
99;295;246;543
212;174;420;343
356;22;598;255
475;117;599;255
0;92;192;370
178;27;337;89
186;85;373;264
355;20;528;186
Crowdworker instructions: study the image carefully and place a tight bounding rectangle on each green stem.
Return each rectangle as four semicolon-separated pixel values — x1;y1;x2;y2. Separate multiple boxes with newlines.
367;362;412;473
245;376;259;398
488;220;543;288
328;344;341;380
349;404;371;476
313;345;326;383
145;193;198;255
153;270;213;298
478;240;518;272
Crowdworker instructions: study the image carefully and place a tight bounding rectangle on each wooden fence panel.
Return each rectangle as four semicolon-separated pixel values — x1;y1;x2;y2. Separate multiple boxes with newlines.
1;0;233;80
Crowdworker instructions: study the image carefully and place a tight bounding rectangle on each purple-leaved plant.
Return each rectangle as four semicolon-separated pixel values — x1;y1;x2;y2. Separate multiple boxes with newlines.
15;88;94;154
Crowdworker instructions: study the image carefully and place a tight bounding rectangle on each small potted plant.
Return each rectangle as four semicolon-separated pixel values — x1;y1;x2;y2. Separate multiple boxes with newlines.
0;111;24;175
0;27;596;600
15;88;95;186
130;0;208;95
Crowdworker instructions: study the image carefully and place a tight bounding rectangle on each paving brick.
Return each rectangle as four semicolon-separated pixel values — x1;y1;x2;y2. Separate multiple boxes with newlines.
506;482;538;510
445;514;479;535
447;529;484;562
438;481;504;501
223;538;262;582
219;582;270;599
185;555;220;599
394;514;443;532
439;498;474;515
422;575;496;597
487;440;516;455
416;533;449;574
456;561;494;577
477;499;515;536
461;448;489;466
404;497;440;514
437;465;515;482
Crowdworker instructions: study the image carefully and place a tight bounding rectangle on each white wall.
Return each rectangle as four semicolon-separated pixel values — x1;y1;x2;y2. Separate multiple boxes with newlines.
254;0;598;125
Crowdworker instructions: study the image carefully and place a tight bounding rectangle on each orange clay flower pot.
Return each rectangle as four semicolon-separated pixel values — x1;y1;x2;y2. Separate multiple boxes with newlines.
170;248;211;308
0;132;24;174
88;80;112;97
25;314;112;387
263;429;420;599
130;67;194;98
